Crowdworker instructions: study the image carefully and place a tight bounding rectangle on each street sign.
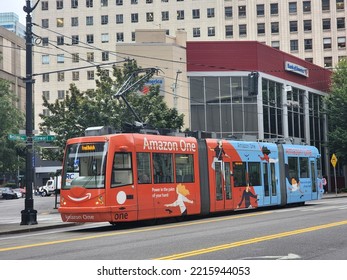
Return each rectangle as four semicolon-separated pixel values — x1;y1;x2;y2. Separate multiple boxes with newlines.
331;154;337;168
8;134;27;141
33;135;56;142
8;134;56;142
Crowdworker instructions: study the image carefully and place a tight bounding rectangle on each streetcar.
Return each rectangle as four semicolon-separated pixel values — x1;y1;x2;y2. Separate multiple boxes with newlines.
58;132;323;224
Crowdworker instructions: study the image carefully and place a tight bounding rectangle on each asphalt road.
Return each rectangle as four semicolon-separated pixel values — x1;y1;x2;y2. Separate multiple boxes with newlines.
1;196;347;260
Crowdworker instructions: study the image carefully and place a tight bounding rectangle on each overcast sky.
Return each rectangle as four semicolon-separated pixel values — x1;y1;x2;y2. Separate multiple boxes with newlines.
0;1;28;25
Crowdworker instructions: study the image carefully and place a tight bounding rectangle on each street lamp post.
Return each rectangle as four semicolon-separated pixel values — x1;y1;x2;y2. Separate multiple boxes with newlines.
21;0;39;225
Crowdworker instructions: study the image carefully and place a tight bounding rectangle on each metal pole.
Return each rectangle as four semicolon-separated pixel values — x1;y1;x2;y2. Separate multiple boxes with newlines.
21;0;39;225
334;167;337;196
173;70;182;109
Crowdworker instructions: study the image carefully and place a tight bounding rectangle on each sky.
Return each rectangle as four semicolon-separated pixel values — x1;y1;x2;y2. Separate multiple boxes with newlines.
0;0;28;25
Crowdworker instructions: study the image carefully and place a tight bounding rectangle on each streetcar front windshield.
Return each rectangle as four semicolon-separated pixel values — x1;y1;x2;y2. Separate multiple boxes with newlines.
62;142;108;189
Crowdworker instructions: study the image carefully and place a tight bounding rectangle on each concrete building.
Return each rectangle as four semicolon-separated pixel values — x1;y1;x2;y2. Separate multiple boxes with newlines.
0;26;26;112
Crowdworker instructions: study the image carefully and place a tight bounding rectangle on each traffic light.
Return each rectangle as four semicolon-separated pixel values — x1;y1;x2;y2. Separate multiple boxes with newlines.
248;72;259;96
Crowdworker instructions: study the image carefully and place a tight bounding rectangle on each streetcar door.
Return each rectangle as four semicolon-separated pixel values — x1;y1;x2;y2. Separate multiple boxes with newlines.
215;161;233;211
310;160;318;200
262;162;278;205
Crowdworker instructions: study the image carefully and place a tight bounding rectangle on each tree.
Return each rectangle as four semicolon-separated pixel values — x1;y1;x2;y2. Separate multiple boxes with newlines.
0;78;25;180
325;59;347;165
40;60;184;161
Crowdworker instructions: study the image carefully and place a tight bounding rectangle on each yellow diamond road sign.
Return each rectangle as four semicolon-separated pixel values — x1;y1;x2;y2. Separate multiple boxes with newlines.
331;154;337;168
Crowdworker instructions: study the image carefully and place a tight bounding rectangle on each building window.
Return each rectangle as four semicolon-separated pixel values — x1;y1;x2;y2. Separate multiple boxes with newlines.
101;33;109;43
116;14;123;24
57;18;64;27
177;10;184;20
72;53;79;62
41;1;48;10
42;37;49;46
72;71;79;81
257;23;265;35
42;55;49;64
101;0;108;6
192;9;200;19
87;52;94;62
290;39;299;51
338;36;346;48
337;0;344;9
57;54;64;63
72;35;79;44
71;0;78;9
86;34;94;43
131;0;138;4
271;22;279;34
324;57;332;68
146;0;153;3
71;17;78;26
57;72;64;82
57;36;64;45
238;6;246;17
86;16;93;25
303;1;311;12
58;90;65;99
239;24;247;36
289;2;297;13
337;17;345;29
270;3;279;15
323;37;332;49
101;15;108;25
304;39;313;50
116;0;123;5
304;20;312;31
42;73;49;82
42;19;49;28
322;0;330;11
102;51;109;61
87;71;95;80
225;7;232;18
193;27;200;37
86;0;93;8
322;18;331;30
207;8;215;18
146;12;154;22
225;25;233;38
162;11;169;21
208;27;215;37
257;4;265;16
271;41;280;50
57;0;63;9
116;32;124;42
43;109;50;117
130;13;138;23
305;57;313;63
290;21;298;32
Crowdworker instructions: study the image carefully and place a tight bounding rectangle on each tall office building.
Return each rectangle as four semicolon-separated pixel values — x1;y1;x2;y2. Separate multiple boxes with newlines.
31;0;346;130
0;13;25;39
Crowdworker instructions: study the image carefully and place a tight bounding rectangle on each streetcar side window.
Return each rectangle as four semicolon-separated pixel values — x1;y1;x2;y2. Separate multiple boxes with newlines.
233;162;246;186
299;157;309;178
153;153;173;183
111;153;133;187
248;162;261;186
288;157;298;179
136;152;152;184
175;154;194;183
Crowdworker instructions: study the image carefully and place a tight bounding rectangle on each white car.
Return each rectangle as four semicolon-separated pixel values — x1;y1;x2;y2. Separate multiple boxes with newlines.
1;187;22;199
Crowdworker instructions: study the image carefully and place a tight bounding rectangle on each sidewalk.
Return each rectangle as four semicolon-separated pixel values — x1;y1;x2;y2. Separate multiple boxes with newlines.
0;193;346;235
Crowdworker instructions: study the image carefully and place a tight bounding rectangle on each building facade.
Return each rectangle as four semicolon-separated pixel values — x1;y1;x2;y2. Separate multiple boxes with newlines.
31;0;346;130
0;26;26;112
0;13;25;39
187;41;332;186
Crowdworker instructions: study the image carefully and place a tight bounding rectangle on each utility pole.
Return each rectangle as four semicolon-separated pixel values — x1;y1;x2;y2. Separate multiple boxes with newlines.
172;70;182;109
21;0;40;225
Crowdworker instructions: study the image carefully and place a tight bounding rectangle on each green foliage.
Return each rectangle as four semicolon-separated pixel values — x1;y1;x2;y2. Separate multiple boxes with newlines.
40;60;184;161
0;79;25;176
325;59;347;165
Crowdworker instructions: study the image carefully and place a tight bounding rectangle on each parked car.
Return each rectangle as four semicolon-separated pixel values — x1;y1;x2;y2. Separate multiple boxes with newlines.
1;187;22;199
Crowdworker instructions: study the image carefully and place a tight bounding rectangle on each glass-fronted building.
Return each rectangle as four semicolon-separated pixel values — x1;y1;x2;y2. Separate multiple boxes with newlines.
187;41;331;178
